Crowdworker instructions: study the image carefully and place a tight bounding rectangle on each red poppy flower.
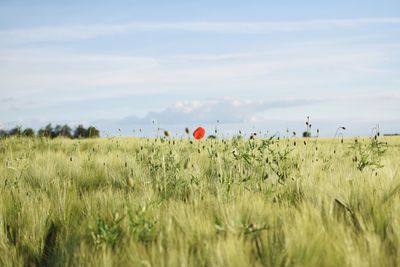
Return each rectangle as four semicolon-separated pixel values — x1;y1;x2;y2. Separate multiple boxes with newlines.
193;127;205;140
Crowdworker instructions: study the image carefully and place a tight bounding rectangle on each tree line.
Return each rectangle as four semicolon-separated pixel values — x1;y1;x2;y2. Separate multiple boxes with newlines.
0;124;100;139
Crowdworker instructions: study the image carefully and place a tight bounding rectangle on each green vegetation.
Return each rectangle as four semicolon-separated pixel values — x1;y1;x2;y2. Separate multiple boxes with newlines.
0;135;399;266
0;124;100;139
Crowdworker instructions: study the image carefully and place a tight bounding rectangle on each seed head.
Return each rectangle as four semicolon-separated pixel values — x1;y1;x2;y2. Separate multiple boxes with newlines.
127;176;134;188
248;223;256;230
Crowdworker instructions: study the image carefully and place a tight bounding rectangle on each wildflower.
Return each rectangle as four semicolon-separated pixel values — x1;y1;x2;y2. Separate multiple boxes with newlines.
185;127;190;134
164;130;171;138
193;127;205;140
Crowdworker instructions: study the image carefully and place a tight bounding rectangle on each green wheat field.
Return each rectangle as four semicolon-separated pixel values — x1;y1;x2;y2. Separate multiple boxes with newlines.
0;135;399;266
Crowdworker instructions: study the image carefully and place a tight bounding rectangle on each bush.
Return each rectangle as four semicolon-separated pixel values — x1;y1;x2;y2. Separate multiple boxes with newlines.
53;124;73;138
22;128;35;137
38;124;53;138
74;125;88;139
87;126;100;138
59;125;73;138
8;126;23;137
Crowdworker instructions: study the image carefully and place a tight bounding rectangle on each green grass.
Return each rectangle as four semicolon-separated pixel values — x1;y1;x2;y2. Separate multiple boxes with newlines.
0;135;399;266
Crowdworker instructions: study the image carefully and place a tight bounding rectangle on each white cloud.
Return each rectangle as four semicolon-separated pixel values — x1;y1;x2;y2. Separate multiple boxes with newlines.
120;98;327;125
113;93;400;127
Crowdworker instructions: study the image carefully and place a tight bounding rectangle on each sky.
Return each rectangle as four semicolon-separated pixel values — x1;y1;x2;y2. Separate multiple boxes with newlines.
0;0;399;137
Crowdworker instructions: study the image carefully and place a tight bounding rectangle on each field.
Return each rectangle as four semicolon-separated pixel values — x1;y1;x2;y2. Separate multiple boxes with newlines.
0;135;399;266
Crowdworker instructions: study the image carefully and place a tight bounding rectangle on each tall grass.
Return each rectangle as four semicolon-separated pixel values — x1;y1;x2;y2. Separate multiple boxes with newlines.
0;135;399;266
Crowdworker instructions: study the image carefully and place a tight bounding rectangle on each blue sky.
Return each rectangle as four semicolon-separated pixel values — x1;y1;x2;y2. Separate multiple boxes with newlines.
1;0;400;136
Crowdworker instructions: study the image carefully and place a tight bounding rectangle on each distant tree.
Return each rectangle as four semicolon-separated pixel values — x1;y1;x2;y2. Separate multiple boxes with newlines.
1;124;98;139
74;125;88;139
59;125;73;138
207;135;217;139
37;124;53;138
0;129;8;138
87;126;100;138
22;128;35;137
53;125;63;138
44;124;54;138
8;126;22;136
302;131;311;138
37;128;46;137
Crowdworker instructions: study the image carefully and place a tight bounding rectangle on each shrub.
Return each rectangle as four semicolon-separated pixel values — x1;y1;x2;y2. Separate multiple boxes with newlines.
87;126;100;138
74;125;88;139
8;126;22;136
22;128;35;137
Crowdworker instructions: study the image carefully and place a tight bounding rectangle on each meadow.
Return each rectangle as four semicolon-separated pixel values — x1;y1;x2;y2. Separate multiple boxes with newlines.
0;134;399;266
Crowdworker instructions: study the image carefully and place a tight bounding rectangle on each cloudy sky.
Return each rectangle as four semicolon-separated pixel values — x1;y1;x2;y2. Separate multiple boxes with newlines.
1;0;399;136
